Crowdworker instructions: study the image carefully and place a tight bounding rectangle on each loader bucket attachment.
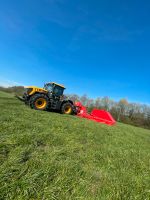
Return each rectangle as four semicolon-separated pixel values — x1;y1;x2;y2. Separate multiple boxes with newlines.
15;95;25;102
75;102;116;126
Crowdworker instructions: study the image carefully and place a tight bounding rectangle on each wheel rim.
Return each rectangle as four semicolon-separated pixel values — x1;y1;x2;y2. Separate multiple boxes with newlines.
64;106;72;114
35;98;47;109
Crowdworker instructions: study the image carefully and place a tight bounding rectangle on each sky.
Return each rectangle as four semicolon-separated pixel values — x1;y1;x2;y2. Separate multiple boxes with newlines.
0;0;150;104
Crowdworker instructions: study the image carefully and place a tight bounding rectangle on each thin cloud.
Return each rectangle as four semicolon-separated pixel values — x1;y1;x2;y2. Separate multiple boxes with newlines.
0;78;25;87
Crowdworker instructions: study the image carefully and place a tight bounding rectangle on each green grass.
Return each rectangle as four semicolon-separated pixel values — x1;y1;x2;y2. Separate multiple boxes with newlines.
0;91;14;98
0;92;150;200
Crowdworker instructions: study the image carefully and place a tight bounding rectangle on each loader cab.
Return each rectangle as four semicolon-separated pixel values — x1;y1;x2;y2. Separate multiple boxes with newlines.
44;82;65;97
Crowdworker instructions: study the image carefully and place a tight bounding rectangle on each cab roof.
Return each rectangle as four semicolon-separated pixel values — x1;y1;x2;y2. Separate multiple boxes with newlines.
49;82;66;89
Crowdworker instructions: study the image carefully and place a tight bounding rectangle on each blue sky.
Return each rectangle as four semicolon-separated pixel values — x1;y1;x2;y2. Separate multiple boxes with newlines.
0;0;150;104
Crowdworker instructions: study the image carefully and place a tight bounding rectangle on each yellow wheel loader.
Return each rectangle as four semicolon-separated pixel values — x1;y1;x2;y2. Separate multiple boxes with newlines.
20;82;76;114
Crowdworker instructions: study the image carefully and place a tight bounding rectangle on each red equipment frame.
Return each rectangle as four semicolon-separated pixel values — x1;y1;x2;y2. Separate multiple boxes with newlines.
74;102;116;126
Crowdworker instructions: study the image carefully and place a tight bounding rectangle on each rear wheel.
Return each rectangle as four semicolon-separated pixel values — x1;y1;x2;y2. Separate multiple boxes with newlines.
61;102;73;114
30;94;49;111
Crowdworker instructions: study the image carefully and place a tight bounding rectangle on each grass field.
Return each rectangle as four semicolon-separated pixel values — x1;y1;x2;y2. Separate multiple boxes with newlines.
0;91;150;200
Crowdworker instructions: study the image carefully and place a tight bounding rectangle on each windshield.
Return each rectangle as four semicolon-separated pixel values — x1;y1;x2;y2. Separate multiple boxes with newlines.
44;84;53;92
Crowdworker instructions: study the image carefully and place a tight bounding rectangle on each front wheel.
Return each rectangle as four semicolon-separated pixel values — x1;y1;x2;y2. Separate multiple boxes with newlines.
61;102;73;114
29;94;49;111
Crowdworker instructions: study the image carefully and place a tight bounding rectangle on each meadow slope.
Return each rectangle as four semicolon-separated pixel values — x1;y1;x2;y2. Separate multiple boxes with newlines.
0;91;150;200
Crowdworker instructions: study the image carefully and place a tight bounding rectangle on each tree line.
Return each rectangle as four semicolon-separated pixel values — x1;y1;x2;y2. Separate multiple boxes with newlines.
0;86;150;129
0;86;24;96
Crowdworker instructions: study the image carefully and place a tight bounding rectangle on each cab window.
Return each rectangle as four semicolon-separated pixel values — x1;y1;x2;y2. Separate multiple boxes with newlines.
53;86;64;96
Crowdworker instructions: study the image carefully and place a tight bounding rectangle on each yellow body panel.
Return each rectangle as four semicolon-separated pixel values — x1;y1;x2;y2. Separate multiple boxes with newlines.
25;86;48;96
25;82;65;96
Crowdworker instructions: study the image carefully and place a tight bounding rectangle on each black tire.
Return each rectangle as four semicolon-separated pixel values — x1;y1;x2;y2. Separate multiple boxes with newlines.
61;102;73;114
29;93;49;111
